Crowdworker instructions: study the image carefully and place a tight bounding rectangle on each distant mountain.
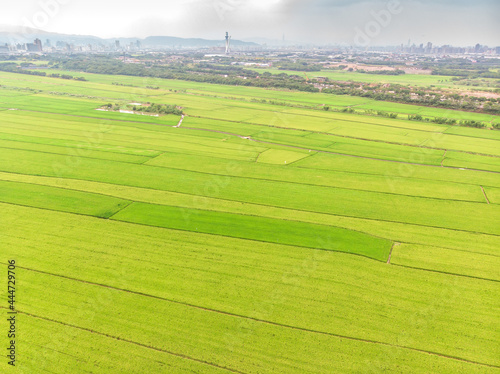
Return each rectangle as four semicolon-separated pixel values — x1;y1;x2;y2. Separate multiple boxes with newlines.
0;25;259;48
143;36;257;48
0;25;102;45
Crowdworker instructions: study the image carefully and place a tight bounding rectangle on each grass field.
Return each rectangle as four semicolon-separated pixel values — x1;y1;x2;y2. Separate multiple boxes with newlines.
249;67;499;90
0;70;499;373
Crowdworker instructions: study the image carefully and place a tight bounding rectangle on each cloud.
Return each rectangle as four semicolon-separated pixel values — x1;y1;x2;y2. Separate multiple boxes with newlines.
0;0;498;46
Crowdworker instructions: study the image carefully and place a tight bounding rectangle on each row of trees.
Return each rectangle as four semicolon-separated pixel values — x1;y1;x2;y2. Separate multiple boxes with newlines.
275;61;322;72
0;63;87;81
357;69;406;76
56;57;320;93
321;81;500;114
105;102;183;115
133;103;183;115
408;114;487;128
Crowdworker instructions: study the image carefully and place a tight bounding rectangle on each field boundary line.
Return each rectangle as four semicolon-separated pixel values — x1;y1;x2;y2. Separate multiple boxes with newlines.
182;93;495;139
141;158;493;204
4;274;499;370
189;115;500;160
397;240;500;258
141;151;168;164
0;115;190;144
290;163;500;189
441;150;447;167
6;173;500;256
1;181;499;238
108;205;500;239
107;201;134;219
2;138;498;192
4;114;499;173
390;263;500;283
180;125;500;174
6;108;179;127
0;136;161;159
0;178;391;242
254;148;268;163
0;144;154;165
387;242;399;264
480;186;491;204
105;216;390;263
12;309;246;374
15;103;488;161
251;138;500;172
118;156;499;205
1;145;493;205
284;156;311;166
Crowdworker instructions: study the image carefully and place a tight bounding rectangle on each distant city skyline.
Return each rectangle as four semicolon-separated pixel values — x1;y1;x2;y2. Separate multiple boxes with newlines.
1;0;499;47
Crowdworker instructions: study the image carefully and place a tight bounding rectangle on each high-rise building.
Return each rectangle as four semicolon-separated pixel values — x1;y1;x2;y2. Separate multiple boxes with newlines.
34;38;42;51
26;39;42;52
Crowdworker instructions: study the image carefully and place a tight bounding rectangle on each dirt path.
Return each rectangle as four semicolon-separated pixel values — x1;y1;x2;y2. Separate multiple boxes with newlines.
174;114;185;128
481;186;491;204
441;150;447;167
387;242;400;264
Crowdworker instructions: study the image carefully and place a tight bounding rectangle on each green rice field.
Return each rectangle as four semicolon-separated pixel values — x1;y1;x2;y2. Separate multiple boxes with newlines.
0;70;499;373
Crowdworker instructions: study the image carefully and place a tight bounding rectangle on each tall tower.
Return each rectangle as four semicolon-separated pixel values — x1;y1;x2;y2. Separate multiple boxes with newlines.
225;32;231;54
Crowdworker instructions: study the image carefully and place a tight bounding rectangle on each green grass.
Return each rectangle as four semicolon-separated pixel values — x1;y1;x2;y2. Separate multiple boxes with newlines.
2;70;498;124
16;315;228;374
391;243;500;281
2;147;498;235
484;186;500;204
256;148;311;164
443;151;500;173
111;202;392;261
0;180;129;218
293;152;500;188
250;67;499;91
0;138;154;164
0;172;497;256
145;152;485;202
1;204;498;371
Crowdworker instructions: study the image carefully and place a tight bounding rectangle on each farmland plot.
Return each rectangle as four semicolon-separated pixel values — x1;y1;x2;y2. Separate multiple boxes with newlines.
0;71;499;373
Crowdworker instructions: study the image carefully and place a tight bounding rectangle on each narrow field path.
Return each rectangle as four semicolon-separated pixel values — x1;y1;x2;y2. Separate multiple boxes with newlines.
481;186;491;204
175;114;185;128
387;242;400;264
441;150;447;167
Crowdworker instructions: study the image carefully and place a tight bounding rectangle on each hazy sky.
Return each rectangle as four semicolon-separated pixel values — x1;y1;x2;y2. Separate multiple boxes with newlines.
2;0;499;46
